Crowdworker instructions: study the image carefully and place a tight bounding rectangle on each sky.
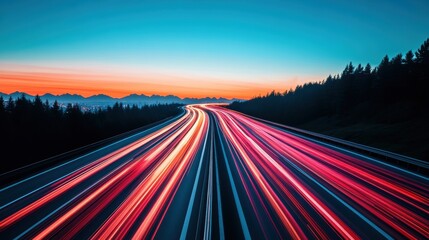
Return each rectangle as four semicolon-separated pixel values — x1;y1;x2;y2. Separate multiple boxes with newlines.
0;0;428;99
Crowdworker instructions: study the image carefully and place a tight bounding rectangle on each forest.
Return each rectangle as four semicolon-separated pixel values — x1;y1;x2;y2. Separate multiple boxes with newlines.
229;38;429;160
0;97;181;173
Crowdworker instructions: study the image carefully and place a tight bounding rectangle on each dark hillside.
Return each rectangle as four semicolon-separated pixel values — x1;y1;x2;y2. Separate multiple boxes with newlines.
229;38;429;160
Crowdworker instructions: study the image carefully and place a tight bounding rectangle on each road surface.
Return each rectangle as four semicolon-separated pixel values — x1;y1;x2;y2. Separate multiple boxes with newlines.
1;104;428;239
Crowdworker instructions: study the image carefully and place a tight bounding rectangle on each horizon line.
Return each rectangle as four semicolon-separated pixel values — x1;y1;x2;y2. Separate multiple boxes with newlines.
0;90;243;101
0;62;322;100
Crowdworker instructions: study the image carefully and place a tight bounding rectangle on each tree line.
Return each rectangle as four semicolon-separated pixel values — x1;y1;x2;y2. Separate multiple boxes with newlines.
0;96;181;173
228;38;429;159
229;38;429;125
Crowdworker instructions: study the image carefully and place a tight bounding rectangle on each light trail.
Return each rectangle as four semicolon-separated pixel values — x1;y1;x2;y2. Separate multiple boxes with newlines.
0;104;428;239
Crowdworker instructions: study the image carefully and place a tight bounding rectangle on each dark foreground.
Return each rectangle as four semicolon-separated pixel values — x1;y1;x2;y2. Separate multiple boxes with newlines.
0;105;428;239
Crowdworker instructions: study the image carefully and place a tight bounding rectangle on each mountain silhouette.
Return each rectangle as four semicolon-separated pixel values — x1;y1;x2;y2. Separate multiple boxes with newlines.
1;92;240;105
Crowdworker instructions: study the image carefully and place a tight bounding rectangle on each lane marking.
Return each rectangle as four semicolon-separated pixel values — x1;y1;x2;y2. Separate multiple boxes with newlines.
203;125;214;240
12;158;134;240
0;112;185;193
215;119;251;240
0;113;187;210
265;123;429;180
180;120;210;240
214;138;225;240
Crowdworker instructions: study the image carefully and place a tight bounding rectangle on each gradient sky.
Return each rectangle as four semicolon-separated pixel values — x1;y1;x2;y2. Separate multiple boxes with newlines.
1;0;428;98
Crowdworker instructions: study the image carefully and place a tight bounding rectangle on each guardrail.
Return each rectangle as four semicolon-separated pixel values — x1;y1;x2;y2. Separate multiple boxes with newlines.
0;109;186;187
229;109;429;176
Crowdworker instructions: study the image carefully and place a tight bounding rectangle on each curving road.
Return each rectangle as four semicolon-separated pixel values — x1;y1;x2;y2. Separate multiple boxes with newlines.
0;104;428;239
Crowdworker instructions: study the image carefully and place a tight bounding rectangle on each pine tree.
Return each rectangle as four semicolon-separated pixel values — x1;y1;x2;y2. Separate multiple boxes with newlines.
34;95;44;112
0;96;4;113
364;63;371;74
354;64;364;74
391;54;403;66
52;100;60;112
404;50;414;64
415;38;429;64
6;97;15;112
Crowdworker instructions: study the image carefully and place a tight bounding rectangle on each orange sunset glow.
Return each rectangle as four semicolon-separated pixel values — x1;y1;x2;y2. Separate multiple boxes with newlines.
0;65;318;99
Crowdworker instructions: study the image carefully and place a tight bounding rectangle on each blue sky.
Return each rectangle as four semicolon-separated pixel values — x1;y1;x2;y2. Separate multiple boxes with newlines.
0;0;428;97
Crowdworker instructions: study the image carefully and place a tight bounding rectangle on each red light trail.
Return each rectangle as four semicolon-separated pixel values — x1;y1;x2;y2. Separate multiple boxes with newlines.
0;105;428;239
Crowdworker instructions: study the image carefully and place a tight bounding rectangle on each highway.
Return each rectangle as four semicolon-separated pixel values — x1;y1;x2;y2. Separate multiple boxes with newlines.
0;104;428;239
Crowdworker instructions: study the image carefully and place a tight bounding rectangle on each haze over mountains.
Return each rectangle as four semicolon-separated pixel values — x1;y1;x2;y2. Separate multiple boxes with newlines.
0;91;241;106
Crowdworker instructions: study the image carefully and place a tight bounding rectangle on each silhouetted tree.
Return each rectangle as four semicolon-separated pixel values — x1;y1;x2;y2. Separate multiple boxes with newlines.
229;37;429;127
52;100;61;117
415;38;429;64
0;96;4;113
0;97;182;173
6;96;14;112
0;96;5;127
405;50;414;64
364;63;371;74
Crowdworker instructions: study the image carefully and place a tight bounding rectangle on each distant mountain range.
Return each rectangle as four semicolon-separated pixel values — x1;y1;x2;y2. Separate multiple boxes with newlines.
0;91;242;105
